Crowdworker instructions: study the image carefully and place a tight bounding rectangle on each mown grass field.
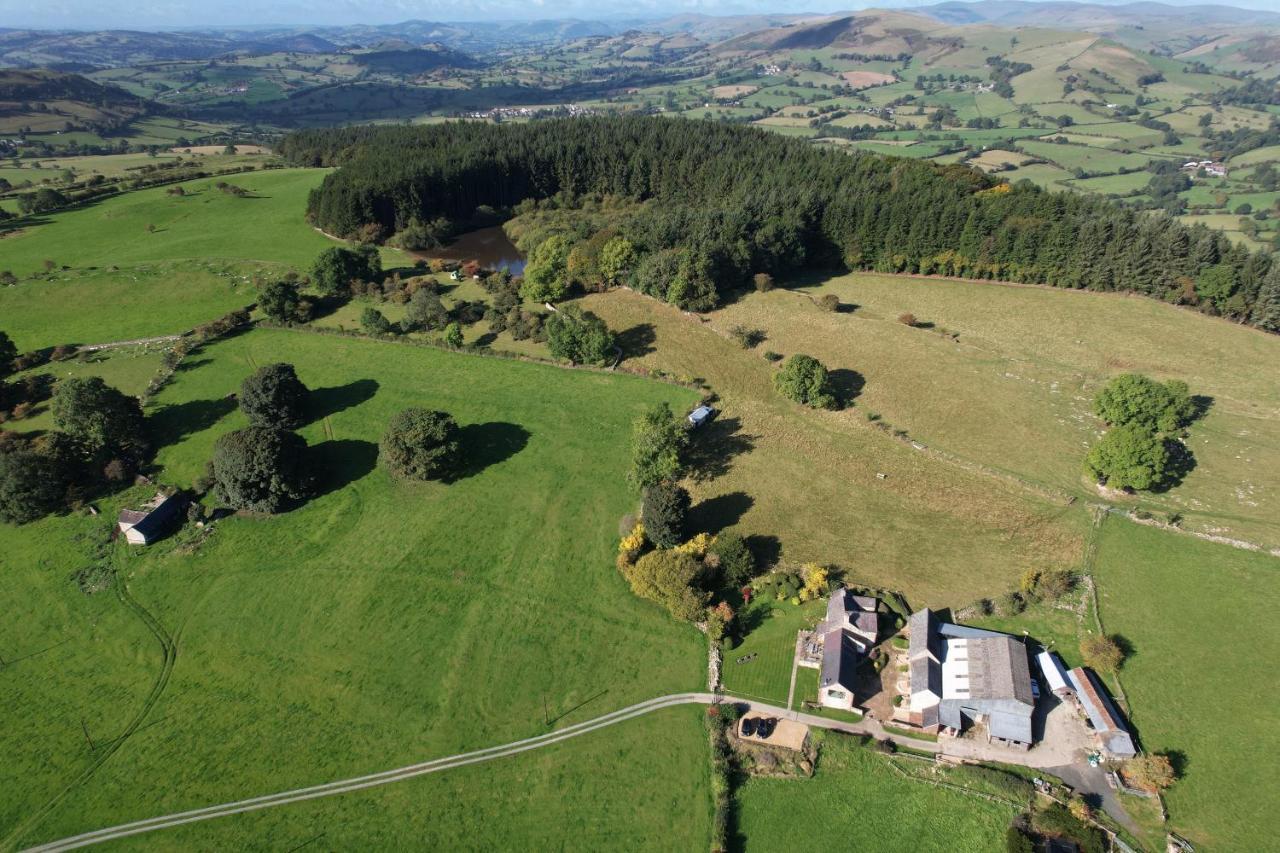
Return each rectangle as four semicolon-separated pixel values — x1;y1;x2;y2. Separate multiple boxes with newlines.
735;732;1016;852
0;167;408;352
710;272;1280;552
113;706;714;851
583;289;1088;608
0;327;705;847
1093;518;1280;852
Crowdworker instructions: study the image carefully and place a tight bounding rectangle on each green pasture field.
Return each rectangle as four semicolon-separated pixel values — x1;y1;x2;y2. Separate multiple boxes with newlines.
582;290;1089;607
0;326;705;847
1019;140;1154;172
7;345;169;433
1093;518;1280;852
736;733;1016;851
1064;171;1153;194
714;271;1280;552
0;168;339;275
115;706;714;850
0;262;259;353
0;168;407;351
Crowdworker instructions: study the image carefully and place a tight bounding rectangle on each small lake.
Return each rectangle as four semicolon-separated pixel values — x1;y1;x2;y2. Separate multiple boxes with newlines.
417;226;526;275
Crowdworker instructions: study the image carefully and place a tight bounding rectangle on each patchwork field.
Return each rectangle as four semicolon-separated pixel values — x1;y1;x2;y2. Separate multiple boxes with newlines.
1093;518;1280;852
0;328;705;847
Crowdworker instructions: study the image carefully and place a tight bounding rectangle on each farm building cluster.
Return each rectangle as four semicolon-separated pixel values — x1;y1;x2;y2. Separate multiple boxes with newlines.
794;590;1140;759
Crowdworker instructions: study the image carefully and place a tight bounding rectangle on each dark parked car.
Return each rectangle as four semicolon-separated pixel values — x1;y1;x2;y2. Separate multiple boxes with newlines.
741;717;758;737
757;717;778;739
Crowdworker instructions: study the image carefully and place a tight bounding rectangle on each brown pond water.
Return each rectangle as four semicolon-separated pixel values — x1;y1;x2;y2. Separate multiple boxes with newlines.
416;226;526;275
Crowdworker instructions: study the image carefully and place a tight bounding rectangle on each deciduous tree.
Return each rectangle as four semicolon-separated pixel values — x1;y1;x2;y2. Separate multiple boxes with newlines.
379;408;460;481
239;363;310;429
0;447;67;524
521;234;573;302
211;426;311;513
1124;753;1176;792
545;305;615;365
622;548;709;622
628;402;688;491
1083;423;1170;491
1080;633;1124;674
311;245;381;297
51;377;145;459
774;354;837;409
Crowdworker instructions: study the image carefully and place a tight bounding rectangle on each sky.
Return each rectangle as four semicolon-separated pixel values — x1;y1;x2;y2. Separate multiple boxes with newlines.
0;0;1276;30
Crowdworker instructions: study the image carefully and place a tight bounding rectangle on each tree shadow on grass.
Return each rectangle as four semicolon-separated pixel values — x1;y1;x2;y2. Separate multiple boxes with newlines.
147;397;237;449
827;368;865;407
745;534;782;571
306;379;379;424
1164;749;1189;781
1190;394;1214;423
1113;633;1137;668
685;416;757;483
445;422;531;482
616;322;656;359
309;439;379;499
688;491;754;536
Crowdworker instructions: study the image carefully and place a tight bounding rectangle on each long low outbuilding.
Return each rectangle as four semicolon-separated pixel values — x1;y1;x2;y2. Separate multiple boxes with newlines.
1068;666;1137;758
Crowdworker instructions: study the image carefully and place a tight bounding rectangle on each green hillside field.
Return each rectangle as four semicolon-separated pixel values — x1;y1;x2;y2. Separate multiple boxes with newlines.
0;168;406;352
0;328;706;847
1094;519;1280;852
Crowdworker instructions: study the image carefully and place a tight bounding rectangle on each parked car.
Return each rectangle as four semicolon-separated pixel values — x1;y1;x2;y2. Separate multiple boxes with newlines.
741;717;758;737
687;405;716;428
757;717;778;739
1030;678;1041;699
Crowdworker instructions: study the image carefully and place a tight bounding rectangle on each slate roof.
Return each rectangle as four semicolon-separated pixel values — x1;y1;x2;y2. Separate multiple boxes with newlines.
909;654;941;699
118;492;185;544
853;609;878;636
1068;667;1137;756
964;636;1034;706
908;609;942;663
820;628;861;692
117;509;149;526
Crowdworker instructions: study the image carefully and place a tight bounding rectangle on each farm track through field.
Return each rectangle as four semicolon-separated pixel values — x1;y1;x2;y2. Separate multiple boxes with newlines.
4;568;177;853
21;693;940;852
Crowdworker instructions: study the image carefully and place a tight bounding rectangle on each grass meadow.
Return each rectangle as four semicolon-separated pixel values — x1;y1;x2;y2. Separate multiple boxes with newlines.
582;290;1088;609
112;706;715;851
735;732;1015;852
1093;518;1280;852
0;327;706;847
713;272;1280;552
0;168;409;351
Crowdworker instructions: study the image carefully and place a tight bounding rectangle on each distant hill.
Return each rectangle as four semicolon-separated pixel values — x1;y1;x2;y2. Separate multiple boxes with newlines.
351;46;482;75
0;68;143;106
914;1;1280;29
0;28;341;68
713;11;952;56
0;69;151;134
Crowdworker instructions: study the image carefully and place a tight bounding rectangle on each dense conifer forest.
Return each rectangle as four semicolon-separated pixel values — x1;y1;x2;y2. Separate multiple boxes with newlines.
282;117;1280;330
